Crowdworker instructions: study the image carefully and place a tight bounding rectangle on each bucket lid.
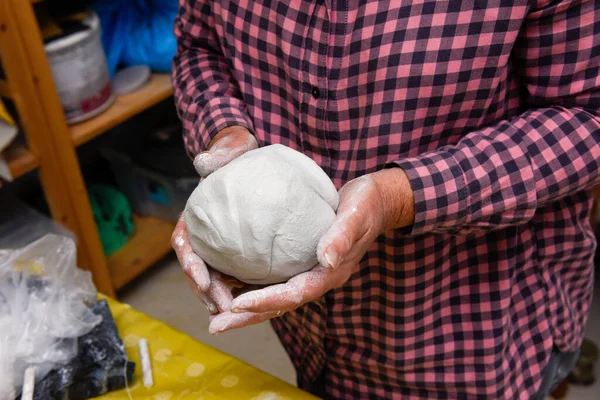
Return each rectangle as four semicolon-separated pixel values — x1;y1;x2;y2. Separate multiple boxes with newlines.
113;65;152;95
44;12;100;53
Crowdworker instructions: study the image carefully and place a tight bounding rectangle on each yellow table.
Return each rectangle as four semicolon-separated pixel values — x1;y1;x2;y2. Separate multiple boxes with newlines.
99;296;317;400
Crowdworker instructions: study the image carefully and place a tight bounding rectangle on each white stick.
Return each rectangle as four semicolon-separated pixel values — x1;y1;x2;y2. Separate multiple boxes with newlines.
138;338;153;388
20;366;35;400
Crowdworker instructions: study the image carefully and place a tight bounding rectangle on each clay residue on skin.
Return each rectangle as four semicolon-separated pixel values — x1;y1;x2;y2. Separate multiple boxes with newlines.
208;310;279;334
173;235;185;249
182;253;198;267
193;131;258;177
229;265;327;313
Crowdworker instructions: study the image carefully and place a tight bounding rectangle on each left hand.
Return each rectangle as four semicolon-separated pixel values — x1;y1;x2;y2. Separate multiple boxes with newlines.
208;168;415;334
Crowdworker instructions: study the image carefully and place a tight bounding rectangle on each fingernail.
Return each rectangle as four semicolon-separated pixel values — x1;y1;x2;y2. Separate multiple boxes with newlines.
206;303;217;314
209;319;228;335
231;295;255;312
324;247;339;269
230;296;247;311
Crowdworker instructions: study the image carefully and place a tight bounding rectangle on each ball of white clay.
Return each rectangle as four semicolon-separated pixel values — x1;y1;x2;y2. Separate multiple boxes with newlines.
184;144;339;285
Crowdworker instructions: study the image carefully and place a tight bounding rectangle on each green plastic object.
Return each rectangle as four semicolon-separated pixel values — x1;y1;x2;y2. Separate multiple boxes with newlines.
88;184;134;256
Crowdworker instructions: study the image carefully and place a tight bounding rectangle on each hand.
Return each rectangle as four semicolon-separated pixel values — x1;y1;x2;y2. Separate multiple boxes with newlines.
172;126;257;313
207;168;415;334
192;126;258;177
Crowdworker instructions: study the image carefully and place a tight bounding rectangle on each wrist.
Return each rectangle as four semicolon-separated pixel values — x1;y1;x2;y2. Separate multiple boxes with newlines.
372;167;415;230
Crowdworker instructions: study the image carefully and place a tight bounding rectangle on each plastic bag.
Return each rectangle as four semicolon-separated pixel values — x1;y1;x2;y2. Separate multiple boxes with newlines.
0;193;75;250
94;0;178;76
0;234;101;399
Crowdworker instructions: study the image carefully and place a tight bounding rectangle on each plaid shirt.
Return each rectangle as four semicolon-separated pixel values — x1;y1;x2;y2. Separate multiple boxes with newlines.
173;0;600;398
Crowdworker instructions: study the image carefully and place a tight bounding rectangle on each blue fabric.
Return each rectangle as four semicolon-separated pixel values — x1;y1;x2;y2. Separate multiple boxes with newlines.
94;0;177;76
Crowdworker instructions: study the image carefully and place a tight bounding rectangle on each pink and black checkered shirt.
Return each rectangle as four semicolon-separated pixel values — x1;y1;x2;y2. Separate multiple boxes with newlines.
173;0;600;398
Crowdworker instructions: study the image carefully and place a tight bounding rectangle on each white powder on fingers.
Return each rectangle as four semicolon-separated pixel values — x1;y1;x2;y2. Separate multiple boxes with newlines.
173;235;185;249
184;144;338;284
193;153;222;177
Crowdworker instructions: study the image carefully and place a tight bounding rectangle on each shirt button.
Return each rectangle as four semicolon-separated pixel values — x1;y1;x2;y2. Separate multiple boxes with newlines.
311;86;320;99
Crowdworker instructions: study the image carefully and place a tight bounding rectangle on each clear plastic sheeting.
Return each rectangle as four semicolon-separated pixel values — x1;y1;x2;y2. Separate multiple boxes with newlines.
0;194;75;250
0;234;101;399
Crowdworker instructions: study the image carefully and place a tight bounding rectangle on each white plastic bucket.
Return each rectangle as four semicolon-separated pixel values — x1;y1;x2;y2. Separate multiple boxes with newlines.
44;12;114;124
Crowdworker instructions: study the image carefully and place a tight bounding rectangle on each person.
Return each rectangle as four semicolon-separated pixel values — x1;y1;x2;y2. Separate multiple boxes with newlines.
171;0;600;398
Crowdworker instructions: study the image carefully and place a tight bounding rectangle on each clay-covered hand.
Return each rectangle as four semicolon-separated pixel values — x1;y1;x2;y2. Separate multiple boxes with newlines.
207;168;415;334
192;126;258;178
173;215;245;313
172;126;257;313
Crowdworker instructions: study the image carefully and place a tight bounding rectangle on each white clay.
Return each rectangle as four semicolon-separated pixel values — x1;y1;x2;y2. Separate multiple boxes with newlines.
184;144;339;284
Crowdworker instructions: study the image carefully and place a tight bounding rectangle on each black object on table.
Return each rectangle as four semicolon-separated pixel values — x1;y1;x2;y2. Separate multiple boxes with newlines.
32;299;135;400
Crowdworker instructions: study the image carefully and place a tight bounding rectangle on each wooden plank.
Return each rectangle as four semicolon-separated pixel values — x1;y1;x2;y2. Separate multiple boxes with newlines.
3;0;115;296
71;74;173;146
108;215;175;290
0;80;10;98
4;144;38;177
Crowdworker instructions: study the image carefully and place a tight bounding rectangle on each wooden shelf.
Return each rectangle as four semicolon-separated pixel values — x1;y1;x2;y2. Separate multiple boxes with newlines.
3;0;175;296
71;73;173;146
0;80;10;98
108;214;175;290
4;144;38;178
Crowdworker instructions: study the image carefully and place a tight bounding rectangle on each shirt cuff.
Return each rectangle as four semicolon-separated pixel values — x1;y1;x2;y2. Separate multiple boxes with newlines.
391;150;469;236
184;97;255;157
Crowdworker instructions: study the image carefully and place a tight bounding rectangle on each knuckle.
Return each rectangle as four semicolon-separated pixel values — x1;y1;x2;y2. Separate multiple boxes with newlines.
181;261;193;275
171;232;184;250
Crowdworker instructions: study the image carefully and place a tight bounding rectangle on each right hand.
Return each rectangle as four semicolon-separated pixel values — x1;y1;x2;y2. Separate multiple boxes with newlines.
172;126;258;314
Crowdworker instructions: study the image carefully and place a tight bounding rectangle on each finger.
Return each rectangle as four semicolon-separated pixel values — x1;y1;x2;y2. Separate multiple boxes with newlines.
208;310;280;334
186;267;233;313
193;152;232;178
317;183;372;269
230;268;331;314
207;271;234;313
172;216;211;291
317;211;370;270
186;276;218;314
219;273;246;289
193;131;258;177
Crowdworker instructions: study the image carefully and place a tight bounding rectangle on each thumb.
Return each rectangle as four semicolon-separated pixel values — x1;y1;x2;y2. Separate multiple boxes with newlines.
317;212;364;269
316;175;377;269
193;127;258;177
193;151;239;178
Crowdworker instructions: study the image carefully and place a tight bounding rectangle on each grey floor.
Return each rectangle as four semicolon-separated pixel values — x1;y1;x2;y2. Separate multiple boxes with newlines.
120;255;600;399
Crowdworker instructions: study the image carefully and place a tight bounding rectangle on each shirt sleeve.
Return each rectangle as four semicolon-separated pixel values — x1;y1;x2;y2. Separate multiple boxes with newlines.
393;0;600;236
172;0;255;157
